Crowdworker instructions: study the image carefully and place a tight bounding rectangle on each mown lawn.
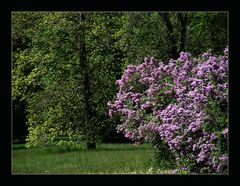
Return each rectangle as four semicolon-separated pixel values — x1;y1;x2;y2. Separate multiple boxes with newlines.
12;142;175;174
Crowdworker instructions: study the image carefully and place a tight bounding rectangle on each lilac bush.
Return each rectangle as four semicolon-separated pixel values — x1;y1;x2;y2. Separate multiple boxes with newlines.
108;47;228;173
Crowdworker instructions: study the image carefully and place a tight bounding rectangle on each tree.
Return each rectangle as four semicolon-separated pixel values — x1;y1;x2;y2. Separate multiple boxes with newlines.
12;12;127;148
14;13;86;147
185;12;228;56
84;12;128;143
78;12;96;149
159;12;179;59
12;12;44;142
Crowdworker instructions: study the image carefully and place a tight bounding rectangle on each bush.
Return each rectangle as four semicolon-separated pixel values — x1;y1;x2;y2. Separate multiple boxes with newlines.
108;47;228;173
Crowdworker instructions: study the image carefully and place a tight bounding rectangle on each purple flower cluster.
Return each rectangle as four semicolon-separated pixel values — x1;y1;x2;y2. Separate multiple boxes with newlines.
108;47;228;173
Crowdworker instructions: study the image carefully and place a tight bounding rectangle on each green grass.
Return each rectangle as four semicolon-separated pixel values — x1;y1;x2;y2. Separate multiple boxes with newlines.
12;142;175;174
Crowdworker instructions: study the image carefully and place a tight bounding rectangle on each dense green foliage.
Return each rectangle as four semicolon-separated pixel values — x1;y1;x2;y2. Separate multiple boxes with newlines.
12;12;228;150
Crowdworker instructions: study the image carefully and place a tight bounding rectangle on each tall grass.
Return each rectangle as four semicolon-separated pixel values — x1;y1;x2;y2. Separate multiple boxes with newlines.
12;142;175;174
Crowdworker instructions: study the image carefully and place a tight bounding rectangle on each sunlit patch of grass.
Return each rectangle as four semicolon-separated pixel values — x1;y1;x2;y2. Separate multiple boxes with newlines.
12;142;175;174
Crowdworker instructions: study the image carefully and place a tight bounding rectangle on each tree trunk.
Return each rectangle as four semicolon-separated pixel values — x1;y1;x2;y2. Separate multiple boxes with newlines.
177;13;188;53
159;12;179;60
79;12;96;150
87;141;96;149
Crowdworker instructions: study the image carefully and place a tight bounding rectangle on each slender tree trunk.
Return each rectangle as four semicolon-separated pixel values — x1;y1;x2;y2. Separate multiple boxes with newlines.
177;13;188;53
79;12;96;150
159;12;179;60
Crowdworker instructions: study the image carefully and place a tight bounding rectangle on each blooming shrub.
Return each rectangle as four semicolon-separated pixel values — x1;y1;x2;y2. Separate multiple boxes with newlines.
108;47;228;173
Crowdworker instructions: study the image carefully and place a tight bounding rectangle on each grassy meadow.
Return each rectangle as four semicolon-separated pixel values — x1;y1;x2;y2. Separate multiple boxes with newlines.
12;142;175;174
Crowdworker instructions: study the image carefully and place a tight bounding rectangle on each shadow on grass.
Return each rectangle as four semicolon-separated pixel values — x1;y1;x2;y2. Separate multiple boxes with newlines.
12;143;27;150
12;143;153;154
94;146;151;152
45;145;152;154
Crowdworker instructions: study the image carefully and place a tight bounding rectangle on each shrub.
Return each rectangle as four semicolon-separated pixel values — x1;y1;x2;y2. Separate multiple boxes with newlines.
108;47;228;173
